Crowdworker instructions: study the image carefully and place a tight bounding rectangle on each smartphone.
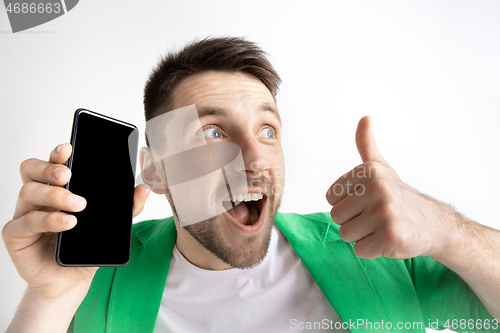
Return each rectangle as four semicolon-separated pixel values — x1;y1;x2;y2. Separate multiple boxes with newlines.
55;109;139;267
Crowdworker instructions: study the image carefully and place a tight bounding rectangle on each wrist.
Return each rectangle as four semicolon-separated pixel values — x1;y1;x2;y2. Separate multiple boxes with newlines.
25;282;88;305
426;203;467;265
26;276;93;303
7;283;90;333
419;198;460;260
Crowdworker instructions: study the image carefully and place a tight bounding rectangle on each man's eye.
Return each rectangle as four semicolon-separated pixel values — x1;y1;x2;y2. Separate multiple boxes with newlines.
258;127;275;139
202;128;223;139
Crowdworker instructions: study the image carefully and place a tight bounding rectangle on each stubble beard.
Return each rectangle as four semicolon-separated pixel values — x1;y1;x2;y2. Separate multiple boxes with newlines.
177;177;283;269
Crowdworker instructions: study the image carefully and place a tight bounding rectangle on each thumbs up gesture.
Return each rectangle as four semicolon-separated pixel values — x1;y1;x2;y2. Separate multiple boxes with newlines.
326;116;448;260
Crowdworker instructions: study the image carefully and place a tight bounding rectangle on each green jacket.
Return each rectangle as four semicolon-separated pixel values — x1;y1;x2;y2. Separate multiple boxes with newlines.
69;212;495;332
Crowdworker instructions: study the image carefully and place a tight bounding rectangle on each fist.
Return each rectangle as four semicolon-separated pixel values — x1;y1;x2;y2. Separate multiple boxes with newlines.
326;116;446;260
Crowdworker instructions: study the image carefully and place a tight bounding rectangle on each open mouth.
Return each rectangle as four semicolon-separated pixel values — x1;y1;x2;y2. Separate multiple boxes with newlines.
222;193;265;227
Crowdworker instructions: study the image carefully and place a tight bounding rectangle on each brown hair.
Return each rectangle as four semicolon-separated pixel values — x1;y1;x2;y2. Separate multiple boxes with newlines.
143;36;281;123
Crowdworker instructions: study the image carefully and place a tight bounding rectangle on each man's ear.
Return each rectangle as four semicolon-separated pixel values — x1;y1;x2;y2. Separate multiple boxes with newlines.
139;147;167;194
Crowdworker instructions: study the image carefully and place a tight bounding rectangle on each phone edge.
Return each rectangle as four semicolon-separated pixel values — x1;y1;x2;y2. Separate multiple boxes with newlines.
55;108;84;267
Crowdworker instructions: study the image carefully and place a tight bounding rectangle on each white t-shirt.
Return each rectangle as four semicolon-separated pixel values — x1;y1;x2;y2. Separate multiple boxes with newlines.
154;225;347;333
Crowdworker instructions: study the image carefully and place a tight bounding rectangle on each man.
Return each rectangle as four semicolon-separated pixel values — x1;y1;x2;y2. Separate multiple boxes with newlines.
3;37;499;333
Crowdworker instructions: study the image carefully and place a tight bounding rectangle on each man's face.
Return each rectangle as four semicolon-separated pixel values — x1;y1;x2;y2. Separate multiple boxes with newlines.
166;70;285;269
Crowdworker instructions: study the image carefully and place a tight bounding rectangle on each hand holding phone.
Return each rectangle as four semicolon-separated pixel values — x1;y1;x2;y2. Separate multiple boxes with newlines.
55;109;139;267
3;109;144;331
2;143;97;312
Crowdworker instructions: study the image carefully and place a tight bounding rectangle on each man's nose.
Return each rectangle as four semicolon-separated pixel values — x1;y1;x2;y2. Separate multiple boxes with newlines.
238;138;270;176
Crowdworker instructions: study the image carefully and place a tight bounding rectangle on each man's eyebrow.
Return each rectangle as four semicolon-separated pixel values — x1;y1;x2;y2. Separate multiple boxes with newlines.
260;103;282;126
196;106;229;119
195;103;282;126
179;106;226;134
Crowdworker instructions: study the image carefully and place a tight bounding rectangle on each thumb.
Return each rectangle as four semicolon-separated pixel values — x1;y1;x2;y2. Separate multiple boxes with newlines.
133;184;151;218
355;116;389;165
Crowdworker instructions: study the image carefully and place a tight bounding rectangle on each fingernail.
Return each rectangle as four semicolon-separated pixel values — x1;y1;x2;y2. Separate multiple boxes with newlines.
68;195;85;207
54;167;65;178
62;215;75;224
56;144;64;153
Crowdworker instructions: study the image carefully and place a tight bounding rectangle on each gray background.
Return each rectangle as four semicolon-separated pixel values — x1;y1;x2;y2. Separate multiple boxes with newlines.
1;1;499;331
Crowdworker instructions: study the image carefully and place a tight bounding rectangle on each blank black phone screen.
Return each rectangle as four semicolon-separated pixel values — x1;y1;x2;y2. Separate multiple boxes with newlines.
56;109;138;266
